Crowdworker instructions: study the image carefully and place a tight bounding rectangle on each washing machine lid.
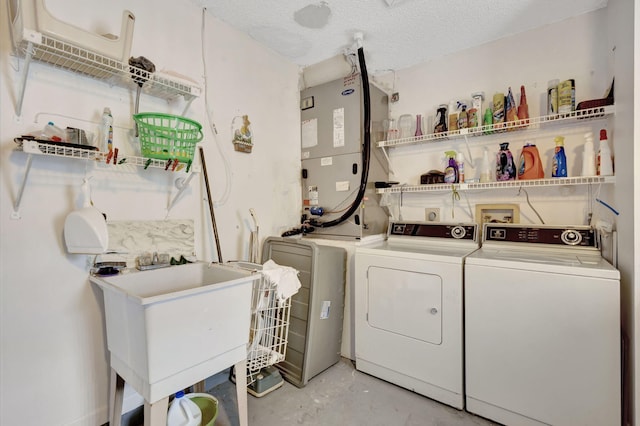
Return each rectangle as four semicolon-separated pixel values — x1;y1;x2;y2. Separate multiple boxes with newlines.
466;247;619;279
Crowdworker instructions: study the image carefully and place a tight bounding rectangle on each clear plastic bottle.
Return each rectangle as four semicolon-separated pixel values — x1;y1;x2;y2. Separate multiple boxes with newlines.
43;122;66;142
479;148;492;183
102;108;114;152
167;391;202;426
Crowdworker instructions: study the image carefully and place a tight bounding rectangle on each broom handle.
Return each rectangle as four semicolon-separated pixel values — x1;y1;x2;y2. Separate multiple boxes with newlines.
199;146;223;263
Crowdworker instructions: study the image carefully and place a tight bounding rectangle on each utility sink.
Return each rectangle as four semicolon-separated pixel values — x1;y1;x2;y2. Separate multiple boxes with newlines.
91;261;260;403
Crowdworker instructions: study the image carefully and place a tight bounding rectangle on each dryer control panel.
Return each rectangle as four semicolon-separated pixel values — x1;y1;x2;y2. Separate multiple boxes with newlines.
484;224;595;247
389;222;477;241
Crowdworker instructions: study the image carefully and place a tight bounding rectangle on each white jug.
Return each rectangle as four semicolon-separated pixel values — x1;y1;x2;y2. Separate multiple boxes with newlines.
167;391;202;426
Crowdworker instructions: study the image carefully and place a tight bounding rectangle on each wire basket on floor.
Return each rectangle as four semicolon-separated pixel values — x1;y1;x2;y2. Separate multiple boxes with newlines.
134;113;203;162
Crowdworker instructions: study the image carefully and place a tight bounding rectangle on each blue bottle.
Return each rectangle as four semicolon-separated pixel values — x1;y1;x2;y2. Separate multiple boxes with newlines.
552;136;567;177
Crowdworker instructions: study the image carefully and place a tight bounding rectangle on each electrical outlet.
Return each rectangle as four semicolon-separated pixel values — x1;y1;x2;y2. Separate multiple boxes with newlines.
425;208;440;222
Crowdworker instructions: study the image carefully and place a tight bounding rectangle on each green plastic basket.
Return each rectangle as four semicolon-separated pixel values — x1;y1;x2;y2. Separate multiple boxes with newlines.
134;113;203;162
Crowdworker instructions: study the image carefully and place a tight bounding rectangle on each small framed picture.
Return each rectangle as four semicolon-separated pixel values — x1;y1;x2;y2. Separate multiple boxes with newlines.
475;203;520;229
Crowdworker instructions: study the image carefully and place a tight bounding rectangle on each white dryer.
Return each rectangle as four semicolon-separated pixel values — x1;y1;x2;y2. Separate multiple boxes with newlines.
355;222;479;409
465;223;620;426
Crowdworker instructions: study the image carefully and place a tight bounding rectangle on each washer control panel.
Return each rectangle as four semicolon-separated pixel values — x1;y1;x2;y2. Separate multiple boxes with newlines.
484;224;595;247
389;222;477;241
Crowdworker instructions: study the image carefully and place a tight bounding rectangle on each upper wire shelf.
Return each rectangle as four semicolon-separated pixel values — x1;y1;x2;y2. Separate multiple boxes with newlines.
378;105;615;148
14;33;201;104
16;139;200;173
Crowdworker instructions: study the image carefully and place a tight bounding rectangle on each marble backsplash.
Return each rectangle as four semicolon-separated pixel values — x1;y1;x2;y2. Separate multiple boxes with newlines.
101;219;195;266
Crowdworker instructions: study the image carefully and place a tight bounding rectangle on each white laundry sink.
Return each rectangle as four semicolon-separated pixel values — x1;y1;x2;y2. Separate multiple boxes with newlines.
91;262;259;402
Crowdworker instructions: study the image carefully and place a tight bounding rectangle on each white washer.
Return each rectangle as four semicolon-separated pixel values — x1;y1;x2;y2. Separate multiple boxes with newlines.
355;222;479;409
465;223;620;426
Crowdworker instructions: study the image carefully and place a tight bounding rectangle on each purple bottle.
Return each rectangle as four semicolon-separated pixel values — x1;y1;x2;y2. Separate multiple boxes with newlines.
496;142;516;181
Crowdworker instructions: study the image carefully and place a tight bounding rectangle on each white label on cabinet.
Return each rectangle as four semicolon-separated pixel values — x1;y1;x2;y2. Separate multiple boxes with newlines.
333;108;345;148
302;118;318;148
321;157;333;166
320;301;331;319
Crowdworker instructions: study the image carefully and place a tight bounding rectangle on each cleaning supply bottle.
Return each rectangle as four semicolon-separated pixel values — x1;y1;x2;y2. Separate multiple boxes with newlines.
457;102;468;130
552;136;568;177
517;85;529;125
483;107;494;135
443;151;459;183
505;87;518;129
518;142;544;180
167;391;202;426
448;100;459;134
597;129;613;176
456;152;465;183
434;104;448;134
581;132;596;176
102;107;113;152
479;148;492;183
496;142;516;181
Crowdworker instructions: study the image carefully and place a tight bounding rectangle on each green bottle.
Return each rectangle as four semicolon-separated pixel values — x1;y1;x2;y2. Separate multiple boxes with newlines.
483;107;494;135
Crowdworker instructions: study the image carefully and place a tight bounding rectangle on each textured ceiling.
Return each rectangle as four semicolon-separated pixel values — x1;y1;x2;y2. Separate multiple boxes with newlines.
197;0;608;73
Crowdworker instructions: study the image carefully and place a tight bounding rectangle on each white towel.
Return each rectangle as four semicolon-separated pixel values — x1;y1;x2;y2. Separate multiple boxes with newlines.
261;259;301;302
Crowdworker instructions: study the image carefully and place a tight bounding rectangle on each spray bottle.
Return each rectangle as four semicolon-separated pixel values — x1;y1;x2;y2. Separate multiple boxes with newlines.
444;151;459;183
479;147;492;183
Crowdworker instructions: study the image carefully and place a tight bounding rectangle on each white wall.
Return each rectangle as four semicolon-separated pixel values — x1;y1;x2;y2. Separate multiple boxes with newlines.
0;1;301;424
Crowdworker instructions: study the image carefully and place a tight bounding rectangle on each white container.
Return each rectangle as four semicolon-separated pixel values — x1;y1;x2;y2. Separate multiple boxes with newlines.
581;132;596;177
167;391;201;426
90;262;259;402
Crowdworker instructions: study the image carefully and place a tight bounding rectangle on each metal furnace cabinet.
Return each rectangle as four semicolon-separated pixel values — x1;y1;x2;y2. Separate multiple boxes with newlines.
262;237;346;387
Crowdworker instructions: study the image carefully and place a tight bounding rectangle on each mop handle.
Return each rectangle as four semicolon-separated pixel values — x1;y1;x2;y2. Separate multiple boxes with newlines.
199;146;223;263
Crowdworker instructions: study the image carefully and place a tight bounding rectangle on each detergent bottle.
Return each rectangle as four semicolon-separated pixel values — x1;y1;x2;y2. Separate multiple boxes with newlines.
518;142;544;180
443;151;459;183
496;142;516;181
167;391;202;426
552;136;568;177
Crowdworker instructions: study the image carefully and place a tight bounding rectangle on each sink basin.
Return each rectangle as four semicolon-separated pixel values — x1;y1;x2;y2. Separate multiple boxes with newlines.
90;261;260;402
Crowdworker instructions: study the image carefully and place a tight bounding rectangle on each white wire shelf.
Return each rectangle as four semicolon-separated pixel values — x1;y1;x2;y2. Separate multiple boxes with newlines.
13;33;201;115
16;139;199;172
378;105;615;148
376;176;616;194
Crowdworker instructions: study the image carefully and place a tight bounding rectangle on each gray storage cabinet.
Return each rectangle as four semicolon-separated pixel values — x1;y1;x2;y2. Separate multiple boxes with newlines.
262;237;346;387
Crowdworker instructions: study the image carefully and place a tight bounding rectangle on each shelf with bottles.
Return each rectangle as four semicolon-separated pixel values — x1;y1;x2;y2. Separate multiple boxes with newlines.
378;105;615;149
375;175;616;195
12;33;201;116
15;138;200;172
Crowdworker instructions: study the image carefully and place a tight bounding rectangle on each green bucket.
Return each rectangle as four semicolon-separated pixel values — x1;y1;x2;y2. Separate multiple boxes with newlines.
186;393;218;426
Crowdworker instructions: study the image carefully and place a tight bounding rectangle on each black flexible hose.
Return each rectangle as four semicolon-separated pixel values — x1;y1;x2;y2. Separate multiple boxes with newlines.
310;46;371;228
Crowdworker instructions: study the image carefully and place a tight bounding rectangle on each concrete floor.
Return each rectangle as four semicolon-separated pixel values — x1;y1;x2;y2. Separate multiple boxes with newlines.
209;358;498;426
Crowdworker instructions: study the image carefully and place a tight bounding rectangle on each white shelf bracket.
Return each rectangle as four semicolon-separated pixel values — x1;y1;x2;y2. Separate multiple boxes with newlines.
12;153;34;219
15;42;35;117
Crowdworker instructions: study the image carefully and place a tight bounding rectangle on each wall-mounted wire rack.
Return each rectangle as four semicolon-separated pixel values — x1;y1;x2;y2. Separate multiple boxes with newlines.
378;105;615;149
12;32;202;116
11;139;200;219
376;176;616;195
